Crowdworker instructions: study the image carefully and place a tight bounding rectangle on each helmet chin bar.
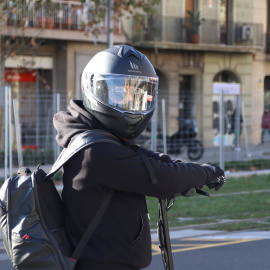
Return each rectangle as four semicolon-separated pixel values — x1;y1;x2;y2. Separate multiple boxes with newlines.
86;107;148;139
122;115;143;132
119;114;144;139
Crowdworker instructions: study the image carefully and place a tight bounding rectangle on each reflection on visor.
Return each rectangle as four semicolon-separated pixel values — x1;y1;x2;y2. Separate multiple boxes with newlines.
89;74;158;113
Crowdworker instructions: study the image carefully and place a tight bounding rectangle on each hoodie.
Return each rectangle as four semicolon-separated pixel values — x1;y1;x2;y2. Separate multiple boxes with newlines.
53;99;213;270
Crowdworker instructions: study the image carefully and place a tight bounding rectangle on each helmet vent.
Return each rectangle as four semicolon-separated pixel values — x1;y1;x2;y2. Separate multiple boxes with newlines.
117;45;142;61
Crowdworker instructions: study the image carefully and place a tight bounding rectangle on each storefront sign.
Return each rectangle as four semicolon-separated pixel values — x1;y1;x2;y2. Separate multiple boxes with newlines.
5;70;37;82
213;82;241;95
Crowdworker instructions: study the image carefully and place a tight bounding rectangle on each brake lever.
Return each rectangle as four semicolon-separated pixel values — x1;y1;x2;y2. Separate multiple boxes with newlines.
181;187;211;197
166;199;175;211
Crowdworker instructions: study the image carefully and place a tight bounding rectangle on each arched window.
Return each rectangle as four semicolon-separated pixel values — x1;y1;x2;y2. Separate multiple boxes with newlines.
213;70;239;83
212;70;240;146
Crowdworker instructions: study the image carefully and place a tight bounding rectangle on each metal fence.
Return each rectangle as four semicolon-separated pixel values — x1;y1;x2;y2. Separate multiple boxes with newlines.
136;91;270;173
1;88;270;181
1;87;66;179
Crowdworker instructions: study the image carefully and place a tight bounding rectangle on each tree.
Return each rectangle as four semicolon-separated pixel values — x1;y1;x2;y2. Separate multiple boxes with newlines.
0;0;160;87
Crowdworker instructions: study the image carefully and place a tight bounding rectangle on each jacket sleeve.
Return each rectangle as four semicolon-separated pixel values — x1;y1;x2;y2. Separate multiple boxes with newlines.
89;143;213;199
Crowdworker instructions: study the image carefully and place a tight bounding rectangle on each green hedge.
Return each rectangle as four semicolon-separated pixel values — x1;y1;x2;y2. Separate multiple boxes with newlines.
214;159;270;172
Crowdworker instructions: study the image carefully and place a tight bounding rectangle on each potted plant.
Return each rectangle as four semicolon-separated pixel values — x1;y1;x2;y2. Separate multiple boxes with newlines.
186;10;205;43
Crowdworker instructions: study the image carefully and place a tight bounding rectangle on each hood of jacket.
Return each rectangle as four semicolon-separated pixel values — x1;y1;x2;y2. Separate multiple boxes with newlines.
53;99;103;148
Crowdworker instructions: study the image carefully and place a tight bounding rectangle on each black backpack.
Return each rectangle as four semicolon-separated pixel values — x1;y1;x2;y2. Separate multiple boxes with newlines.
0;129;121;270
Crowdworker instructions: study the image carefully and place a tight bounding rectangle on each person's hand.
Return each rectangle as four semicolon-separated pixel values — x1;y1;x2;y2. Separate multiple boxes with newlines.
201;163;226;191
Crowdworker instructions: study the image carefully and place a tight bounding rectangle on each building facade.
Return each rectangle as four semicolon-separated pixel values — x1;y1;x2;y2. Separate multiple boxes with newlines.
1;0;270;153
127;0;270;147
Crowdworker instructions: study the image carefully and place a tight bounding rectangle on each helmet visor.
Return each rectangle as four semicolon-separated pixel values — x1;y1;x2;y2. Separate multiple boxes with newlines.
84;74;159;113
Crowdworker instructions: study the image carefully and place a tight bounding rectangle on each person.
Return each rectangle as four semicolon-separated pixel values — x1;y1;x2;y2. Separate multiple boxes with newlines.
230;108;243;148
261;107;270;144
53;44;225;270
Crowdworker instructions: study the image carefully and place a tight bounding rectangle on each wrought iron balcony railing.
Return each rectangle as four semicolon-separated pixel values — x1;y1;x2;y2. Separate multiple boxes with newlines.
129;15;264;48
4;0;123;35
4;4;264;49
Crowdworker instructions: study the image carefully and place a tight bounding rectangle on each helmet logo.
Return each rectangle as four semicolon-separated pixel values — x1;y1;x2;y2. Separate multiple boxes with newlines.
129;61;139;70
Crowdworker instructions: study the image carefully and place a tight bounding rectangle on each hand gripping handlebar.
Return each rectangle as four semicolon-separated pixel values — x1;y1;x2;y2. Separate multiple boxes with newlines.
182;175;226;198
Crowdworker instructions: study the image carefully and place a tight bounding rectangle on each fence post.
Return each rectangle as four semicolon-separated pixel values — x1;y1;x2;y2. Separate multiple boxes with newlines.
219;89;224;170
13;98;23;167
8;86;12;178
242;100;252;158
5;86;13;178
150;106;158;152
56;93;61;158
161;99;167;154
233;95;241;160
36;70;40;149
53;93;61;161
4;86;9;179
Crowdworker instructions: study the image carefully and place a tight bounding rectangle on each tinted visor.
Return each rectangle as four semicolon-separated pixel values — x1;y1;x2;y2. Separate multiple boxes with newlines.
85;74;159;113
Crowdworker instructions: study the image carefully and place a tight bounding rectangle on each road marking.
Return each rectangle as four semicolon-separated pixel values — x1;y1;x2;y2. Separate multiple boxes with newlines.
0;234;263;257
151;244;161;254
152;238;260;255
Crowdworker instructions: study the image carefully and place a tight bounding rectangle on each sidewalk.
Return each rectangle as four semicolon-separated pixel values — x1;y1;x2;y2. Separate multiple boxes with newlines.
151;228;270;241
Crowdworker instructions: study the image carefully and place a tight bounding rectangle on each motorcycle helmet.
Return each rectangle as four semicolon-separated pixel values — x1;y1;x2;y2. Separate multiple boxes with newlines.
81;44;159;140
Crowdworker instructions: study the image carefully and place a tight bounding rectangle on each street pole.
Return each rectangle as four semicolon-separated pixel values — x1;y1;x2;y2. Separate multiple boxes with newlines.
219;89;224;170
234;95;241;160
4;86;9;180
162;99;167;154
107;0;113;48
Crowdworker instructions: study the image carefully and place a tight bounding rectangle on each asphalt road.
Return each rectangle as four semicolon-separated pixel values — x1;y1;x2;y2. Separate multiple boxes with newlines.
145;229;270;270
146;238;270;270
1;229;270;270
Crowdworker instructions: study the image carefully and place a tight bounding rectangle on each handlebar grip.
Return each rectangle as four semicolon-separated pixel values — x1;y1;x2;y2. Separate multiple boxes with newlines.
196;188;211;197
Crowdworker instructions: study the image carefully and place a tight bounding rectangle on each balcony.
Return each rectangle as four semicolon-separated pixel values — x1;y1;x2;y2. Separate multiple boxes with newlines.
3;0;125;43
3;4;264;52
128;15;264;53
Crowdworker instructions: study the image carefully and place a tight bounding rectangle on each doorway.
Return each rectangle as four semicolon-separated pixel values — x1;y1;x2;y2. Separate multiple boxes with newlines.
179;75;194;121
264;76;270;109
212;70;240;146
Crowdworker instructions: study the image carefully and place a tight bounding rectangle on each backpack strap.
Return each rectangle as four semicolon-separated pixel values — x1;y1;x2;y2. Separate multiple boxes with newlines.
135;147;158;184
45;129;121;269
46;129;121;179
69;189;114;265
45;129;122;270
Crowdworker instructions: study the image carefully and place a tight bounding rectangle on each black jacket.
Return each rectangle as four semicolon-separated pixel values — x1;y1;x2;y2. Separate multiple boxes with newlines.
53;100;214;270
